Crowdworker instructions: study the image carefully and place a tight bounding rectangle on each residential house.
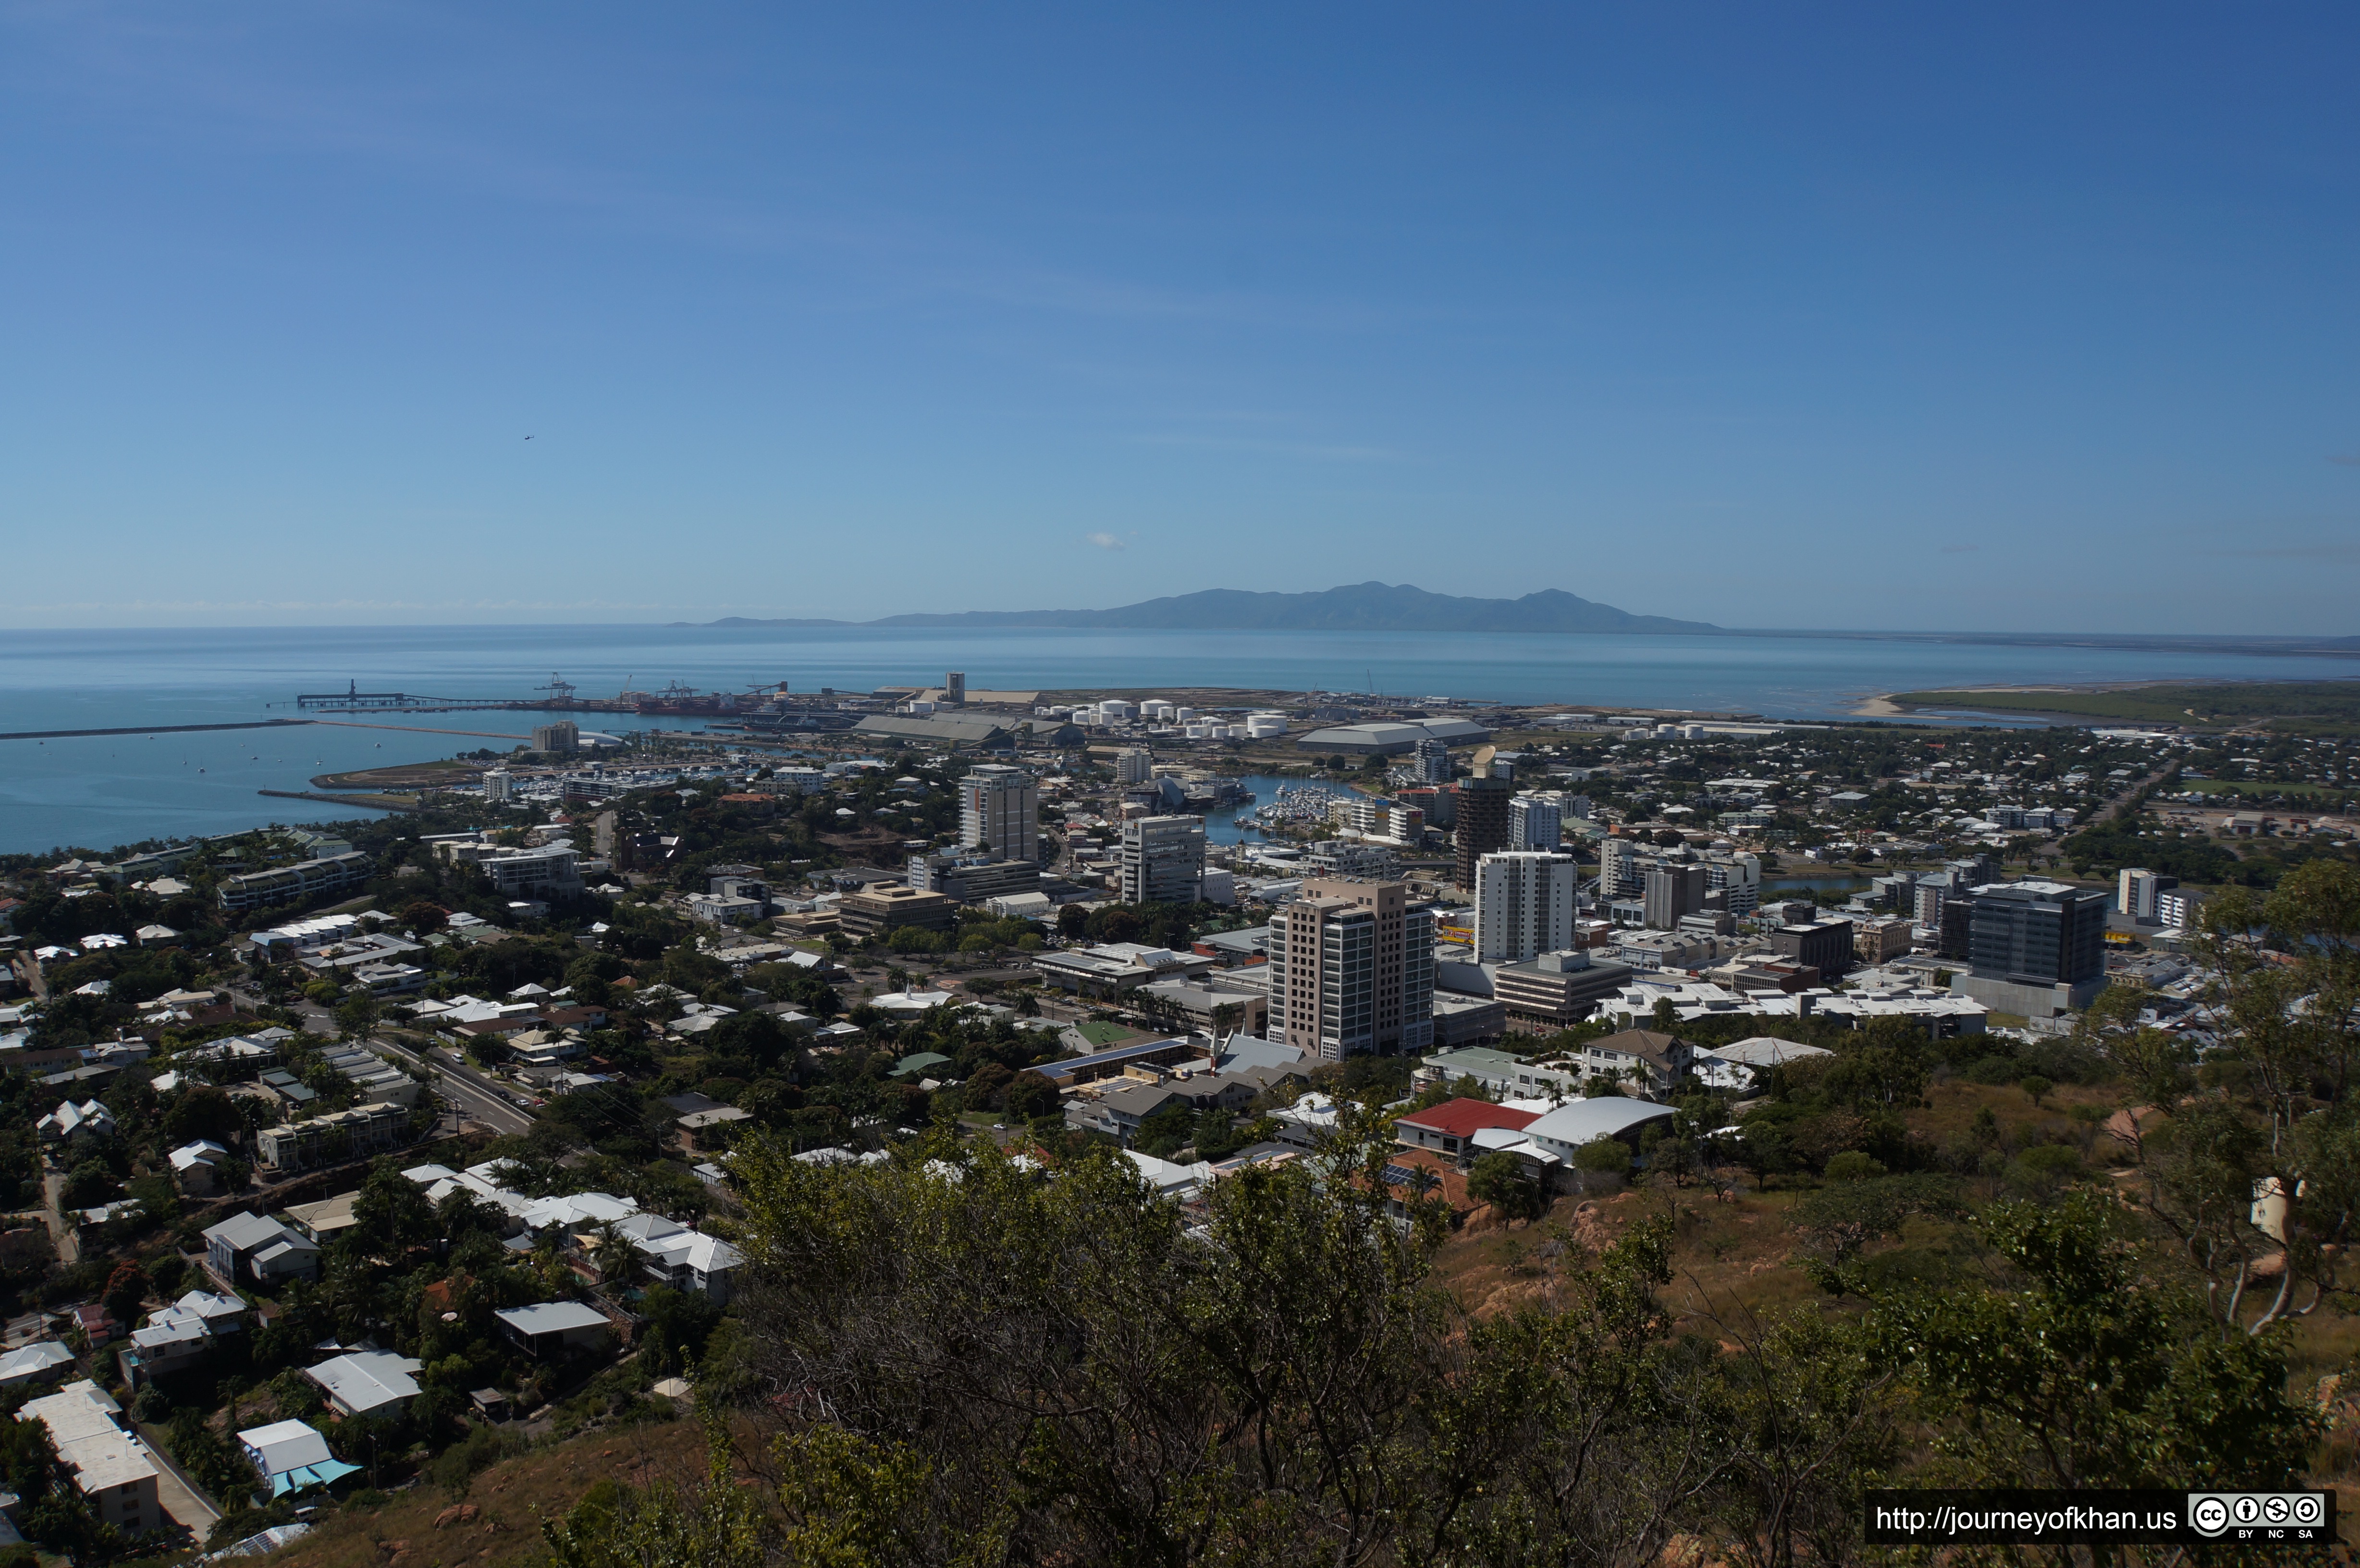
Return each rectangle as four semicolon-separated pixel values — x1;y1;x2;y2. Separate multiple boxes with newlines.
1574;1029;1693;1093
168;1138;233;1196
306;1350;423;1419
0;1341;75;1391
238;1419;362;1499
1365;1149;1482;1227
37;1098;117;1146
636;1230;745;1304
202;1212;322;1292
496;1301;613;1359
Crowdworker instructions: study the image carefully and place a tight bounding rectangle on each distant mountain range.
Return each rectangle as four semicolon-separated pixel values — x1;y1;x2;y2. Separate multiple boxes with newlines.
689;582;1718;634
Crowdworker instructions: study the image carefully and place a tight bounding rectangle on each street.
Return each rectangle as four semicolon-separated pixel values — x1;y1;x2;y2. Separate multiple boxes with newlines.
224;983;534;1134
372;1035;535;1136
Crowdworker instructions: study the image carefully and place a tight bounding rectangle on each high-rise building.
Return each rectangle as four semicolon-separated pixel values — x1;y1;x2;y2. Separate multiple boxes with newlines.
1938;897;1976;960
1643;864;1707;931
482;770;513;804
1267;877;1434;1060
532;721;578;754
959;764;1040;864
1599;837;1642;897
1508;794;1562;851
1473;851;1579;962
1451;776;1512;890
1771;918;1856;980
1412;737;1451;784
1120;815;1205;904
2117;867;2176;922
1966;881;2108;987
944;672;966;706
1703;854;1759;917
1568;795;1594;821
1115;749;1154;785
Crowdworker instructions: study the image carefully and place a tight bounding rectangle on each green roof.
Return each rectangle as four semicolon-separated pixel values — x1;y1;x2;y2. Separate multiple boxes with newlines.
888;1051;954;1078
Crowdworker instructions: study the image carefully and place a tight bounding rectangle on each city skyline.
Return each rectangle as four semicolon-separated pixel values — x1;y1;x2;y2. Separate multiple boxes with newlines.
5;4;2359;632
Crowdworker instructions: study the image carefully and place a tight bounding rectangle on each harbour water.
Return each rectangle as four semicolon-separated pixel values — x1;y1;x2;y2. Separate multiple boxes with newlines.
0;624;2352;857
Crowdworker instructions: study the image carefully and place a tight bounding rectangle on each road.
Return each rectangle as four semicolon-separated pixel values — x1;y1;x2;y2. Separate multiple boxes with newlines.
2100;763;2183;825
12;951;48;1001
224;984;534;1135
372;1035;534;1136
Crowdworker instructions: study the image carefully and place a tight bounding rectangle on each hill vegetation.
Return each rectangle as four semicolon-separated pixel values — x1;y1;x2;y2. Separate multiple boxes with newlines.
1891;680;2360;730
697;581;1718;634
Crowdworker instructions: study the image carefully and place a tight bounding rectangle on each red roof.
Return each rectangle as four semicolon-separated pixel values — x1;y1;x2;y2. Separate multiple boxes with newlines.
1395;1097;1539;1139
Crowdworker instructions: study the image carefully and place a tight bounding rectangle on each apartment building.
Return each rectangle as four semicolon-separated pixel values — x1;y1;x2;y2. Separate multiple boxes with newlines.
216;851;372;912
1472;852;1579;963
959;764;1041;863
1267;877;1435;1060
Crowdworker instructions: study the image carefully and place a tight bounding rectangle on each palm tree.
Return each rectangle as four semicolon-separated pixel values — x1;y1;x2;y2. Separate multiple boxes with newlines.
588;1220;637;1289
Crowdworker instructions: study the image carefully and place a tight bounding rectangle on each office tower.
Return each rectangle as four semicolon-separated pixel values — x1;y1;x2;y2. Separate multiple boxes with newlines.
1508;793;1562;851
959;764;1040;864
1704;854;1759;916
944;672;966;706
482;770;512;804
531;721;578;754
2117;868;2175;922
1967;882;2108;987
1120;815;1205;904
1473;851;1578;963
1771;918;1856;980
1451;775;1512;890
1115;749;1154;785
1267;877;1435;1060
1412;737;1450;784
1568;795;1594;821
1946;854;2001;889
1642;864;1707;931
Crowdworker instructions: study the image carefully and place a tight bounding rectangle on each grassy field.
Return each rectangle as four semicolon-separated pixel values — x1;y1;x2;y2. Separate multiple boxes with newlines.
1889;680;2360;728
2183;778;2351;801
1072;1020;1133;1046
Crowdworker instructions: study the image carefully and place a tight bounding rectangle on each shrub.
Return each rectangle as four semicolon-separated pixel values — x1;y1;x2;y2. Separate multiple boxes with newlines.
1823;1151;1888;1183
1571;1136;1631;1175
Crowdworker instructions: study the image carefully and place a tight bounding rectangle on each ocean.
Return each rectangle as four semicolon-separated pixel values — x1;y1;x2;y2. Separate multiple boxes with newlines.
1;624;2352;857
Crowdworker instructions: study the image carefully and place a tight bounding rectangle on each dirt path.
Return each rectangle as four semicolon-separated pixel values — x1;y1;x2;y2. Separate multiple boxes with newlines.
39;1163;80;1265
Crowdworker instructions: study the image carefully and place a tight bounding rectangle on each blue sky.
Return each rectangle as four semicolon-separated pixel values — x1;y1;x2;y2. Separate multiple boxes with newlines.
2;3;2356;632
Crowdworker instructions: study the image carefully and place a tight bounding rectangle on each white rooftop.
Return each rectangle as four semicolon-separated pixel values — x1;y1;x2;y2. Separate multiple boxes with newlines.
496;1301;610;1336
307;1350;422;1415
238;1418;334;1476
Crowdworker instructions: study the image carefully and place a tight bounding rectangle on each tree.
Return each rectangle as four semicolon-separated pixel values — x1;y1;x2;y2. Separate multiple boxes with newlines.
162;1084;246;1146
335;991;383;1040
350;1161;438;1260
2146;859;2360;1333
1856;1194;2317;1491
101;1261;149;1329
1467;1151;1547;1222
1000;1070;1060;1121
